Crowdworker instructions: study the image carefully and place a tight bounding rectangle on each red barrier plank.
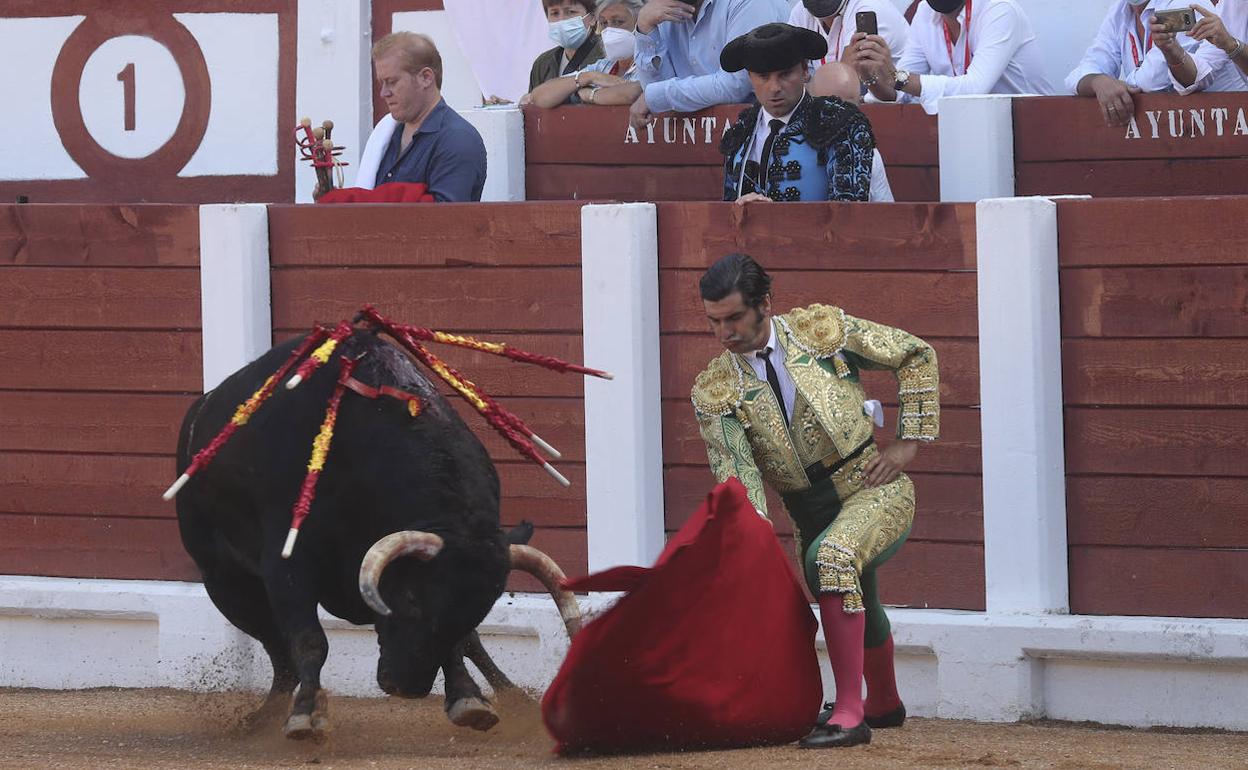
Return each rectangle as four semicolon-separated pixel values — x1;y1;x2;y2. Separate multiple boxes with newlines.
0;205;200;266
1069;546;1248;618
1064;407;1248;477
497;461;586;529
663;466;982;543
1017;158;1248;198
1056;197;1248;267
266;203;583;267
659;270;979;338
270;268;584;333
883;166;940;203
1014;93;1248;162
1067;476;1248;549
0;452;175;519
1063;339;1248;407
1060;267;1248;338
527;164;723;202
661;333;979;406
507;526;587;593
0;268;200;329
878;541;984;611
450;397;585;463
0;330;202;392
654;201;976;271
0;392;193;455
0;513;200;582
662;402;982;473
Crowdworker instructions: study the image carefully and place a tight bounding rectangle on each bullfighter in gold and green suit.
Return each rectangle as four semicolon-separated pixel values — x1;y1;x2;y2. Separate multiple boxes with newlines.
691;253;939;749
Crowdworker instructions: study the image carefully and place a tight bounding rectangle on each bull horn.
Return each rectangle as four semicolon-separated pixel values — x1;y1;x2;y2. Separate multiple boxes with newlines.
358;531;444;617
509;544;582;638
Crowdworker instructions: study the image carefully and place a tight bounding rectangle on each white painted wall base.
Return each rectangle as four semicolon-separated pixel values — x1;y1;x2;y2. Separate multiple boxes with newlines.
3;576;1246;731
461;107;525;202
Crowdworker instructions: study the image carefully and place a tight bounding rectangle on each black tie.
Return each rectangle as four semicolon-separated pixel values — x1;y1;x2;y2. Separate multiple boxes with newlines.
759;347;789;425
757;118;784;188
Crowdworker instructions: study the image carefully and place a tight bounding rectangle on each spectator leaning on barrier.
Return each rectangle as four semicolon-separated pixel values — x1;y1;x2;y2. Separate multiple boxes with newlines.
808;62;894;202
789;0;909;72
526;0;645;107
629;0;791;130
528;0;605;93
852;0;1054;115
1154;2;1248;94
348;32;487;202
720;24;875;204
1068;1;1236;126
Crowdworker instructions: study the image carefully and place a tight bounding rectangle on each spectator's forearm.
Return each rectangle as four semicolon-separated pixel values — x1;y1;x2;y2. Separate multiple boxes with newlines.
586;82;643;106
1164;48;1198;88
1075;73;1110;97
526;76;580;109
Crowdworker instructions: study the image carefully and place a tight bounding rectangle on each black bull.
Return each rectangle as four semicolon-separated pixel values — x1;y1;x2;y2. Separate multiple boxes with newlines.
174;331;578;738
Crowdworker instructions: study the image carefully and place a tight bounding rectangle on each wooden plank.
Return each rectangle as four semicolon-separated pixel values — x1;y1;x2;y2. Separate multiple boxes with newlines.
1064;407;1248;477
662;402;982;473
0;513;200;582
0;392;193;455
272;331;587;399
1014;93;1248;162
660;333;979;406
1063;339;1248;407
1069;546;1248;618
0;205;200;266
1067;476;1248;549
506;526;586;594
497;461;585;528
659;270;979;338
0;330;202;392
270;268;584;333
450;397;585;463
0;452;175;519
0;267;201;329
864;103;940;166
654;201;976;271
883;165;940;203
266;203;583;267
663;466;982;543
1060;267;1248;338
1057;197;1248;267
526;164;724;202
876;541;984;611
1018;159;1248;199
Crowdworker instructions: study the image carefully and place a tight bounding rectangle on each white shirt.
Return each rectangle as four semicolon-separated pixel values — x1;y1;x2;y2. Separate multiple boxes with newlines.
788;0;909;68
745;321;797;421
896;0;1055;115
870;149;893;203
1176;0;1248;93
1064;0;1225;94
747;94;803;166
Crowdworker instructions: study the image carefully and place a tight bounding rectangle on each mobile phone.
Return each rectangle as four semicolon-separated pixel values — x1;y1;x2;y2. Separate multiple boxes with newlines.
1153;7;1196;33
856;10;878;36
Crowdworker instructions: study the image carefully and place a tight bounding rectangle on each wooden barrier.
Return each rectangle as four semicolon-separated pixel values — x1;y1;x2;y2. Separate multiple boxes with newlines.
0;204;203;581
267;202;589;590
655;201;984;611
524;103;939;203
1015;93;1248;198
1058;197;1248;619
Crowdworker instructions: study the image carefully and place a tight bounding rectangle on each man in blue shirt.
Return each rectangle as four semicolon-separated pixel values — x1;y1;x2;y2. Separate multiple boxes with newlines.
629;0;790;130
369;32;486;202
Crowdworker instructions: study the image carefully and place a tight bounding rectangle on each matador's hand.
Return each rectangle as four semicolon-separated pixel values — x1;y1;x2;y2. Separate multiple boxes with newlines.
863;440;918;488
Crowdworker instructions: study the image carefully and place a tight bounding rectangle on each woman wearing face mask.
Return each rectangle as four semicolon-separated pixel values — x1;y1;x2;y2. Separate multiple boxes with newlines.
852;0;1054;115
788;0;908;73
526;0;645;108
527;0;604;94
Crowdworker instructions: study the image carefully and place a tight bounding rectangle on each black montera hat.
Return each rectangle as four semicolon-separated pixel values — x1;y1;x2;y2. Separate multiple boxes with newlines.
720;23;828;74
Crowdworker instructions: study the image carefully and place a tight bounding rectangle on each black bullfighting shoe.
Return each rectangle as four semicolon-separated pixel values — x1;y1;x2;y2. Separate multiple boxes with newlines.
816;701;907;729
798;720;872;749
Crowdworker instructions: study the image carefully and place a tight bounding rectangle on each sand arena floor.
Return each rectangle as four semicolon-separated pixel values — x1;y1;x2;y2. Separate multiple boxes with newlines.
2;688;1245;770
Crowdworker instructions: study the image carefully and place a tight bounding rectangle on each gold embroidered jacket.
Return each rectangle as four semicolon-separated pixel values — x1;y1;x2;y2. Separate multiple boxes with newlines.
690;304;939;516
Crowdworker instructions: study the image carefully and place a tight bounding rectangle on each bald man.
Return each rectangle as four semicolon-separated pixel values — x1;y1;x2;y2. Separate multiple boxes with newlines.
808;62;893;203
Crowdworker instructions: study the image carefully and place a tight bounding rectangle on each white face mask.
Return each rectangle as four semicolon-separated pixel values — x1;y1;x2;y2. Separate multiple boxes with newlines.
601;27;634;61
549;15;590;49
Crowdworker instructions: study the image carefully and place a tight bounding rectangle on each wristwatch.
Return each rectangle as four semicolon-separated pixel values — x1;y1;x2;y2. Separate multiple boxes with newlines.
893;69;911;92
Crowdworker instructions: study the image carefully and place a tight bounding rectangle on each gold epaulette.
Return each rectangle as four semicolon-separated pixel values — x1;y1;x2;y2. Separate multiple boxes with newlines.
690;352;744;417
777;304;852;378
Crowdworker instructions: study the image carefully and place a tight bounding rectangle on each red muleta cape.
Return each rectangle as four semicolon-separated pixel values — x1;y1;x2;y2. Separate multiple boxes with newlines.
541;478;823;754
316;181;435;204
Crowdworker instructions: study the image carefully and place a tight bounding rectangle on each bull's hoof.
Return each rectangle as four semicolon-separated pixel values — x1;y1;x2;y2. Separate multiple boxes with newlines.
446;696;499;732
283;712;328;741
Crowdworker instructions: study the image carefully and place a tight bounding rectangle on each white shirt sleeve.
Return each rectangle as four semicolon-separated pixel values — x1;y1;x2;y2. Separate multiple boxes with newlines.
1065;4;1125;93
917;3;1026;104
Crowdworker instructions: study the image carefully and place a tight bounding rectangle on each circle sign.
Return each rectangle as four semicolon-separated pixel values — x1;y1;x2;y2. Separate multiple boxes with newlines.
50;14;211;179
79;35;186;160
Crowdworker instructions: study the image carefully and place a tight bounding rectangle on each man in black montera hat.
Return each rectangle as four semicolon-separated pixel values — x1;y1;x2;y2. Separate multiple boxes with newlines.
719;23;875;203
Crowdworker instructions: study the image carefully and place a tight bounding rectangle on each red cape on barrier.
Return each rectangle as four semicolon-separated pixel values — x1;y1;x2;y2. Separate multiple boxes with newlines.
316;182;435;203
541;478;822;754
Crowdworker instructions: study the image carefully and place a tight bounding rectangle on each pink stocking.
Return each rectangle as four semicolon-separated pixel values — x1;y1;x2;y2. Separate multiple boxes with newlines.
817;592;865;728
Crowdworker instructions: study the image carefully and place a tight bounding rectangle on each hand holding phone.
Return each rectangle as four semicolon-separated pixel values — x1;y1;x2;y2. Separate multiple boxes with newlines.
1154;7;1197;33
856;10;878;37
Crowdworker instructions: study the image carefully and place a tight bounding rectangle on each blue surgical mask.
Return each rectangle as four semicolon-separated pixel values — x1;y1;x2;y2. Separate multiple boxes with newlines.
549;15;590;49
